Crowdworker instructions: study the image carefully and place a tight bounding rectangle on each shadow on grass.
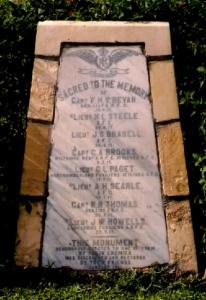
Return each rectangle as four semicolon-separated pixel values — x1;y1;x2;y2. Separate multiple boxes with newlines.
0;264;205;292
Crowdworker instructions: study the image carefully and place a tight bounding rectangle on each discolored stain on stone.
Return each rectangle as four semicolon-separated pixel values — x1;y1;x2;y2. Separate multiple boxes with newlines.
15;201;44;267
157;122;189;196
149;60;179;122
20;122;50;196
28;59;58;122
166;200;197;272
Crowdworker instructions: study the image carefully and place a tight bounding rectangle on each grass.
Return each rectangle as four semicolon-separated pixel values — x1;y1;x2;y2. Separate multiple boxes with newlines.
1;286;206;300
0;266;206;299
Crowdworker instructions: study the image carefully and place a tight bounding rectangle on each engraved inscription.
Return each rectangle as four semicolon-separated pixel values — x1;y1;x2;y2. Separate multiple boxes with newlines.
42;45;169;269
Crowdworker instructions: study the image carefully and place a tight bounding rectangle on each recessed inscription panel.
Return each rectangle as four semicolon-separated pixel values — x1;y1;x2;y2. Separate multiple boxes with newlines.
42;45;169;269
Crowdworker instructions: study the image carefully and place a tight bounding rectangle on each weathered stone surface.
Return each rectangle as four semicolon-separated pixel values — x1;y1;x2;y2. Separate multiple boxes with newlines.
157;123;189;196
42;45;169;269
20;122;50;196
35;21;171;57
149;60;179;122
18;21;197;273
15;201;44;267
28;59;58;122
166;200;197;272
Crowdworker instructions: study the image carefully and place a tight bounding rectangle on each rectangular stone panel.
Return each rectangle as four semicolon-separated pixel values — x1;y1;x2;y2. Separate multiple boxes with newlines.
42;45;169;269
35;21;171;57
157;122;189;196
166;200;197;272
149;60;179;122
15;201;44;267
20;122;50;196
27;59;58;122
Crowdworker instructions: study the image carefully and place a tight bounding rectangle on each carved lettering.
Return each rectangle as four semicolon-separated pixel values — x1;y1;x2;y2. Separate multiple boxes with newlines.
43;45;169;269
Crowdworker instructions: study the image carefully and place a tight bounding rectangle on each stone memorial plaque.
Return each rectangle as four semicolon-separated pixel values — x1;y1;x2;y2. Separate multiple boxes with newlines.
42;45;169;269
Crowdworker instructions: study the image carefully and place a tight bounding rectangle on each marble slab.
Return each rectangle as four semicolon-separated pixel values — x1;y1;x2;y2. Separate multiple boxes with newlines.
42;45;169;269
